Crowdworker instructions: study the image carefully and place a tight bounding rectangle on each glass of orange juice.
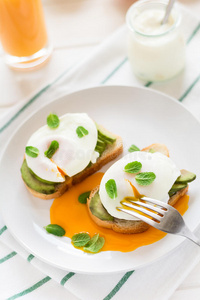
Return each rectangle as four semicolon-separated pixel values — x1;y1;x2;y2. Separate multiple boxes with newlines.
0;0;52;70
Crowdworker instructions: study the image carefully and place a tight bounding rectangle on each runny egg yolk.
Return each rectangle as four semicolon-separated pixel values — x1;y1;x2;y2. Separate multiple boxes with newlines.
50;173;189;253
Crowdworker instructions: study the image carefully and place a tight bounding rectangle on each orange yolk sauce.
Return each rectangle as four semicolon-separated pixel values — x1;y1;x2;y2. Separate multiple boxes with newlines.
50;172;189;252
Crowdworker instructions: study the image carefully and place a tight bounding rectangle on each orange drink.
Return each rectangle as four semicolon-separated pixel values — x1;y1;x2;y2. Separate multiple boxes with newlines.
0;0;52;69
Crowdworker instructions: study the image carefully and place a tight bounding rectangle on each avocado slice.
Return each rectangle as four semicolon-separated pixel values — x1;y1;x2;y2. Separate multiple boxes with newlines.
21;159;59;194
176;169;196;184
89;192;114;221
95;144;106;155
95;138;106;154
168;182;188;197
96;124;116;144
95;124;116;156
28;167;57;185
96;139;106;147
148;148;156;153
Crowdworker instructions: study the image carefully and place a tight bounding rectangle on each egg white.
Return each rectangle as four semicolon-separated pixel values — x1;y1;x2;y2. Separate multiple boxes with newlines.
25;113;98;182
99;151;180;221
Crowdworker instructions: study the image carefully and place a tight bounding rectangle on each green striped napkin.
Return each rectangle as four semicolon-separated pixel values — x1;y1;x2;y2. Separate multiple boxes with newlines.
0;4;200;300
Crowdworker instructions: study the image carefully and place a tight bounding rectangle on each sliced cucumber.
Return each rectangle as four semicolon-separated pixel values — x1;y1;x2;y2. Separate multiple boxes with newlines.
176;169;196;184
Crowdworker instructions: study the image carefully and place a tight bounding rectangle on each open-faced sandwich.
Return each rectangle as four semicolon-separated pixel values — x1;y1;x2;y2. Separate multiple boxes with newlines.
87;143;196;234
21;113;123;199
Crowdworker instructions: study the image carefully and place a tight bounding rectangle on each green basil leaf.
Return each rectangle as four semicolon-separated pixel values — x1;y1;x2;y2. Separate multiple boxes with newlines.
47;113;60;129
72;233;90;247
135;172;156;186
84;234;105;253
76;126;89;138
128;144;140;152
124;161;142;174
25;146;39;158
78;191;91;204
44;140;59;158
44;224;65;236
105;179;117;199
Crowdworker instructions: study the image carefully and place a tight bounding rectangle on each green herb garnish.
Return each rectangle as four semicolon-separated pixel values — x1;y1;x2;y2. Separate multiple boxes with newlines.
78;191;91;204
76;126;89;138
135;172;156;186
72;233;90;247
83;234;105;253
71;233;105;253
128;144;140;152
47;113;60;129
124;161;142;174
44;224;65;236
25;146;39;158
105;179;117;199
44;140;59;158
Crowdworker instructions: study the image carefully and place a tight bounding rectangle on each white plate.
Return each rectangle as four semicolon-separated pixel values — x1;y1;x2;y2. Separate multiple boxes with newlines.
0;85;200;274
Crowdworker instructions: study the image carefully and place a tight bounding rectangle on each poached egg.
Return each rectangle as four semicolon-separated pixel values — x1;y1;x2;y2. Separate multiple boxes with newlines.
99;151;180;221
25;113;98;183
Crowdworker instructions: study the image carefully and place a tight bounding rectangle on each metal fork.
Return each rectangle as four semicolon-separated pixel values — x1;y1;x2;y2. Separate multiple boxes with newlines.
118;197;200;246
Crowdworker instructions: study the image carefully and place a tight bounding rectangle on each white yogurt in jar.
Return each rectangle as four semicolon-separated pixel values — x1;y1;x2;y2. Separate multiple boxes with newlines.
134;9;174;35
126;1;185;82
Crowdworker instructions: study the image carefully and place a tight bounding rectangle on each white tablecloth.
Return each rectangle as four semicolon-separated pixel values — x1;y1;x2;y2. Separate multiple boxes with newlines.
0;3;200;300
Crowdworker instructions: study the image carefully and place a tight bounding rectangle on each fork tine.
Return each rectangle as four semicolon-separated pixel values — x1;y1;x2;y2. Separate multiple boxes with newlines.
141;196;169;209
117;207;157;227
121;201;163;222
127;199;165;215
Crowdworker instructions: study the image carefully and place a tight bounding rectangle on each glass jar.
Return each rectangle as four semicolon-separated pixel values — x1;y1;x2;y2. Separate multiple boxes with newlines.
126;0;185;82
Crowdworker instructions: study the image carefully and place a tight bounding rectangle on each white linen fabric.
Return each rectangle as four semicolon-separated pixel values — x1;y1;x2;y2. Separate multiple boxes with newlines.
0;4;200;300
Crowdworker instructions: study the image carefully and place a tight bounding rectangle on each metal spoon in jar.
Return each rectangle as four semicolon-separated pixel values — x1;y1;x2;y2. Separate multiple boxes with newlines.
161;0;176;25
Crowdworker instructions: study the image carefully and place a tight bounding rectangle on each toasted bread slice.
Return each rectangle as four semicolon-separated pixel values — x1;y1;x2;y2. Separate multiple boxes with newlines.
87;185;188;234
23;134;123;200
87;143;189;234
142;143;169;157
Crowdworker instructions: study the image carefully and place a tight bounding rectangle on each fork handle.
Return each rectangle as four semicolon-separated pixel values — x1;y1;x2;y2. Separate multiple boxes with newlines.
180;226;200;247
